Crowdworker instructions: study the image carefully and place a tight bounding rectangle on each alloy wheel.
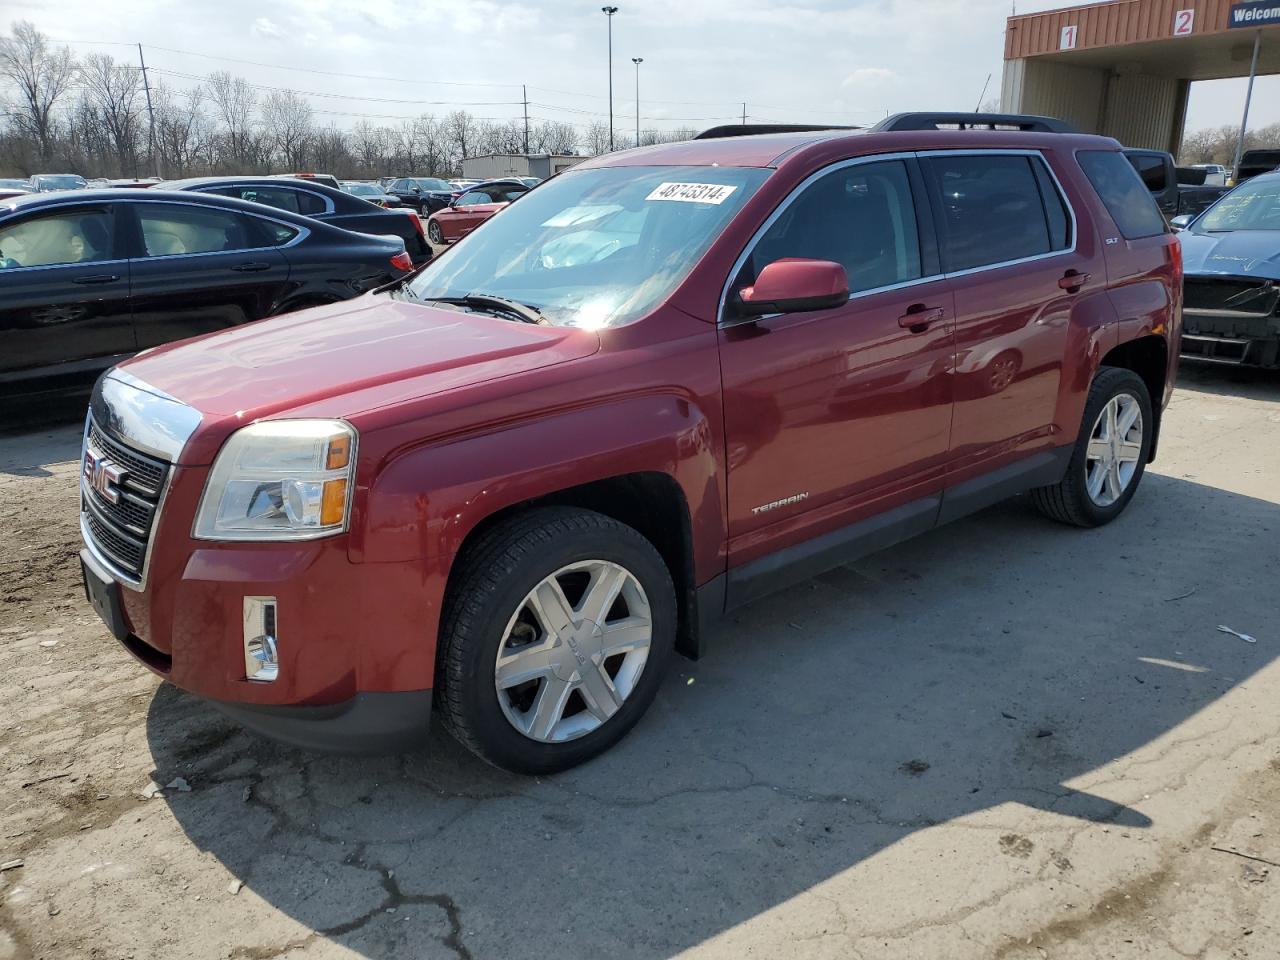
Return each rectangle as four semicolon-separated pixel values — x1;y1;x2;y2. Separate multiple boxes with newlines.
428;220;443;245
494;560;652;743
1085;393;1143;507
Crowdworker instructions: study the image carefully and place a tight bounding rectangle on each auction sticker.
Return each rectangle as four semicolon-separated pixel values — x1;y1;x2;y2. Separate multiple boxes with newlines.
646;182;738;204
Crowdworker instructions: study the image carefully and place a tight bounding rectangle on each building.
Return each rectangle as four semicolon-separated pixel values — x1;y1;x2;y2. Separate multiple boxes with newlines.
460;154;584;181
1002;0;1280;152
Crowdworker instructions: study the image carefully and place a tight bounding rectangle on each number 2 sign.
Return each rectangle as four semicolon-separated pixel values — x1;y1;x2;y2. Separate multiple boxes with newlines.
1060;24;1078;49
1174;9;1195;36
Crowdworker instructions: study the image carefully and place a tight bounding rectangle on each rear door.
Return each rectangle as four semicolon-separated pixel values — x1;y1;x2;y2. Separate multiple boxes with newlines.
123;200;294;348
0;202;133;400
918;150;1107;495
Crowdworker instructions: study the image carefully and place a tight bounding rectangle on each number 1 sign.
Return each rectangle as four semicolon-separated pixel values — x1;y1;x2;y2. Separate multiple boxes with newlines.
1060;24;1078;49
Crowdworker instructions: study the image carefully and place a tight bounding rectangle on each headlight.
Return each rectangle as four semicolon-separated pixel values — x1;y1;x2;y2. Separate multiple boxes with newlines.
193;420;356;541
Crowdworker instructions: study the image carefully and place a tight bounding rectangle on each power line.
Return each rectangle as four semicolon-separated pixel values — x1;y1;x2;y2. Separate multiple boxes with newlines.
148;68;523;106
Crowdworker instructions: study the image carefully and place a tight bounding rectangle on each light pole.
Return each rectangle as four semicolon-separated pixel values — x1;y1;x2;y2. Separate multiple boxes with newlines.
602;6;618;151
632;57;643;147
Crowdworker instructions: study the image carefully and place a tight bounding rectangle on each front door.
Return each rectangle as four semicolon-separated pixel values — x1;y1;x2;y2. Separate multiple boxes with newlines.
717;157;955;573
123;200;293;348
0;202;134;401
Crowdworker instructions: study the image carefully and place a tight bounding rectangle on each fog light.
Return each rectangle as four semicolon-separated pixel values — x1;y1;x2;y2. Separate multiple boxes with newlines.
243;596;279;682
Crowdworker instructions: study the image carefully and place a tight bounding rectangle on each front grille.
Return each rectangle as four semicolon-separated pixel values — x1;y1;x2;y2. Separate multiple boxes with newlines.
82;418;171;581
1183;278;1279;318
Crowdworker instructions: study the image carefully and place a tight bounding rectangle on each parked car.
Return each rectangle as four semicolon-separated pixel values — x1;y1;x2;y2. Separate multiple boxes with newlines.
0;178;31;201
339;181;401;208
31;174;87;192
1191;163;1228;187
0;189;412;404
1234;149;1280;184
1123;148;1229;219
163;176;431;263
1173;172;1280;368
386;176;457;215
425;178;530;245
105;178;161;189
80;120;1179;773
449;179;481;192
283;172;342;190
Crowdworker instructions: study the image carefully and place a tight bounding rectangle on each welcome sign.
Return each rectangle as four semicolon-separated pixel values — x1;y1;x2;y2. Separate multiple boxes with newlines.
1230;1;1280;26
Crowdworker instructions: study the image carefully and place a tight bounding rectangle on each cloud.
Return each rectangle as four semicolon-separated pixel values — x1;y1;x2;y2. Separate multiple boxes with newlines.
250;17;284;40
842;67;898;87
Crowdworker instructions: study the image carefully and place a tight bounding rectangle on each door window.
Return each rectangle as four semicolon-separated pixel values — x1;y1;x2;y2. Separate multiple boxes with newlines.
1127;153;1167;193
1077;150;1168;240
747;159;923;294
921;154;1064;272
456;191;491;207
136;203;271;256
0;208;115;268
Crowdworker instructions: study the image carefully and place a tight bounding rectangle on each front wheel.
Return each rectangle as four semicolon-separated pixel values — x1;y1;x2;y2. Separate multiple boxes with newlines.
1031;367;1153;527
427;219;444;246
435;508;676;774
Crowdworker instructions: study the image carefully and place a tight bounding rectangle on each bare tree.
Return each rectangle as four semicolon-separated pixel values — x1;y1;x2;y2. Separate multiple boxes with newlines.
583;121;611;156
153;82;211;176
531;120;578;155
261;88;314;169
310;123;348;174
416;115;450;176
0;21;77;161
445;110;478;163
206;70;258;170
80;53;144;176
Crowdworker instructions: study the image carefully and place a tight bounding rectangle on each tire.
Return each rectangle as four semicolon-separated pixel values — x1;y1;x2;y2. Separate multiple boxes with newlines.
1031;367;1153;527
436;507;677;774
427;219;444;246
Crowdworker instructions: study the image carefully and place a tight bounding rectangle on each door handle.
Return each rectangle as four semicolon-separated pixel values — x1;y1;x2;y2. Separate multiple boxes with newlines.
897;304;946;332
73;274;120;285
232;261;271;273
1058;270;1090;291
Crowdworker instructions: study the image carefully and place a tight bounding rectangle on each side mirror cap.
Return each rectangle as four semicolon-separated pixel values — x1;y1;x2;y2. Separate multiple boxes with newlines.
1170;214;1193;231
738;258;850;317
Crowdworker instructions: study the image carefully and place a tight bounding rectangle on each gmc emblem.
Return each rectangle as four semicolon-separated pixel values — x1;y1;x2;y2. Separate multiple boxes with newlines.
83;446;126;504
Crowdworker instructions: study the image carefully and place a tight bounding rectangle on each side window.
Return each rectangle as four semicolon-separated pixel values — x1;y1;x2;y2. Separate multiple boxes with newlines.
136;204;265;256
292;190;326;215
233;187;301;215
457;191;489;207
921;154;1053;272
1128;154;1168;193
262;221;300;246
1030;157;1072;252
1077;150;1167;240
390;179;406;192
0;207;115;268
749;159;922;294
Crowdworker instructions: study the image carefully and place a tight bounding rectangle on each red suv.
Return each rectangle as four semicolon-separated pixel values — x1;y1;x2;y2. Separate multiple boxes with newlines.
79;119;1181;773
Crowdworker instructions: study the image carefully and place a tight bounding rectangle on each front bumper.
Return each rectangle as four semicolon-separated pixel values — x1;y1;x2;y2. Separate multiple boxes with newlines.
213;691;432;753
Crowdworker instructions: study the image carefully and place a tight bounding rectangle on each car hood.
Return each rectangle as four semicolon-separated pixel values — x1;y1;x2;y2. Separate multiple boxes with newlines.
1179;230;1280;279
117;295;600;458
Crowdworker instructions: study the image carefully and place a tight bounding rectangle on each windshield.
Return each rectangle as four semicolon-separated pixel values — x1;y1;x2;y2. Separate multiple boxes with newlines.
417;178;452;191
1198;177;1280;232
343;183;379;195
35;176;86;191
406;164;769;328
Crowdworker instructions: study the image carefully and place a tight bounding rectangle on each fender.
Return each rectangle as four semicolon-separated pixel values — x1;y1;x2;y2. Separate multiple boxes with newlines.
358;392;724;583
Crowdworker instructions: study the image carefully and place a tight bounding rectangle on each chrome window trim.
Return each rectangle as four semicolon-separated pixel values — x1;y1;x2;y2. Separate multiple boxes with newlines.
208;182;337;216
128;197;311;257
0;255;129;276
717;147;1079;325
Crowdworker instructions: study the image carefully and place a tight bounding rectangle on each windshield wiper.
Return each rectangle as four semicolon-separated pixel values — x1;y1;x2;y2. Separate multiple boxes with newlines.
423;293;545;324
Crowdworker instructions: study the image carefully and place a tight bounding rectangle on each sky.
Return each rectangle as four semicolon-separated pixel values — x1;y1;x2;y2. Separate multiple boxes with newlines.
5;0;1278;141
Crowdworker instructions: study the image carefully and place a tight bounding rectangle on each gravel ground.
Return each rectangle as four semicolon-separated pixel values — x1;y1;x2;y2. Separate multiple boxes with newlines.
1;363;1278;960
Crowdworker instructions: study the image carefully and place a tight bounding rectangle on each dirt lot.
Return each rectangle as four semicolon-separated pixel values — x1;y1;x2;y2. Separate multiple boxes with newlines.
1;363;1278;960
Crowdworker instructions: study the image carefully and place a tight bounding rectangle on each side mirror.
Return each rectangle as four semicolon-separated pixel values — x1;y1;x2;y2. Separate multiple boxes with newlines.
738;258;849;316
410;186;422;194
1170;214;1193;231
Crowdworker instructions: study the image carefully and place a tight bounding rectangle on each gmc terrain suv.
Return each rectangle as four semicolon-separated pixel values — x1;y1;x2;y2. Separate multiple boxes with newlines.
80;118;1181;774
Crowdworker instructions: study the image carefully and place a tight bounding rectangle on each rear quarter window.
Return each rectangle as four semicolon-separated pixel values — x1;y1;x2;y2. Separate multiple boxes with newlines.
1077;150;1167;240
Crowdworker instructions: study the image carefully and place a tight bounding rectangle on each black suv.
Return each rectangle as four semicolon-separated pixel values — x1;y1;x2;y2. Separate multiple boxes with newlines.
386;177;457;215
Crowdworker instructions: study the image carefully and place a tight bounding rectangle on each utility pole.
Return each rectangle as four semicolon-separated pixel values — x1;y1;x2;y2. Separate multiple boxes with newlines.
137;43;159;178
632;57;643;147
602;6;618;151
1233;30;1262;179
522;84;529;155
741;103;746;125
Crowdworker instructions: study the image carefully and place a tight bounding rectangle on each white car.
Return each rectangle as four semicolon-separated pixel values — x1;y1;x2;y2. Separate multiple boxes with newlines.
1192;163;1228;187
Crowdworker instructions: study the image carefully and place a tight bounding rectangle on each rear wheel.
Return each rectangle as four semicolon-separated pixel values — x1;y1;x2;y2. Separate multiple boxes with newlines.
436;508;676;774
427;219;444;245
1031;367;1153;527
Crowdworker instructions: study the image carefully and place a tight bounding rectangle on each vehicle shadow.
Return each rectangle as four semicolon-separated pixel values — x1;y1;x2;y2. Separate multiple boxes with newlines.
1177;359;1280;402
145;472;1278;959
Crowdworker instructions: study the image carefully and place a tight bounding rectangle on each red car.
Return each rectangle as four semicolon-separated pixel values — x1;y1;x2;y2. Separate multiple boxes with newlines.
80;116;1180;773
425;178;529;245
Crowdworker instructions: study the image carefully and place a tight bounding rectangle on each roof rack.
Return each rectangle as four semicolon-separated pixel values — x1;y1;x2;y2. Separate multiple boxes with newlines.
873;112;1078;134
694;123;858;140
